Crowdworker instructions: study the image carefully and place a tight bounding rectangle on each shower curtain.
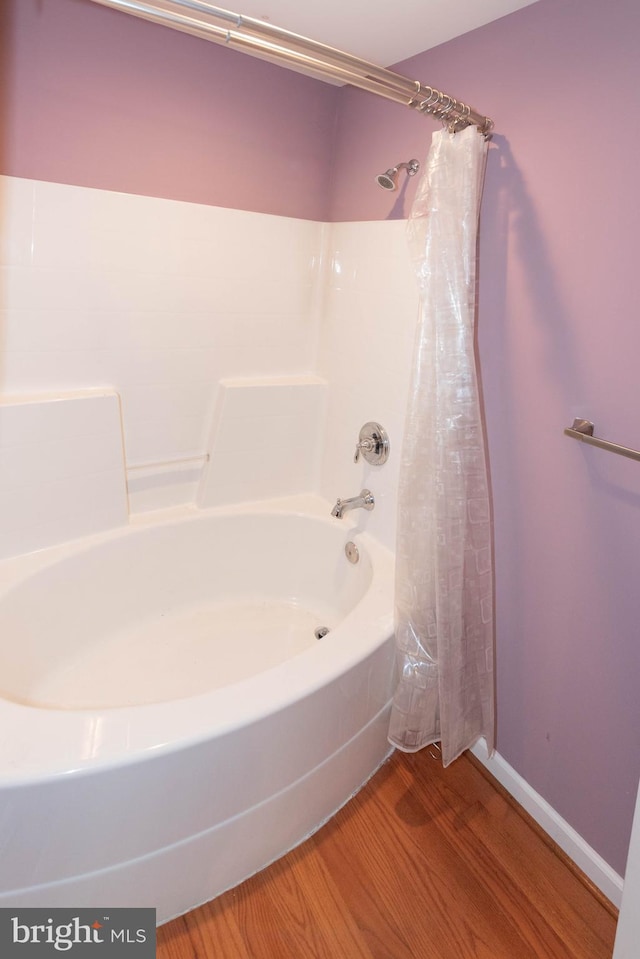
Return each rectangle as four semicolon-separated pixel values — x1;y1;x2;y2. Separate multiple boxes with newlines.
388;125;495;766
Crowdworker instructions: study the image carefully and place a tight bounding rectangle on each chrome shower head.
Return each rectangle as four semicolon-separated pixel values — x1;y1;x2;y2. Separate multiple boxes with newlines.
375;158;420;191
376;170;397;191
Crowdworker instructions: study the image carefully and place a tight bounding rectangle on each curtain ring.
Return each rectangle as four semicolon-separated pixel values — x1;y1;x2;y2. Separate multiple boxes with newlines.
418;87;441;114
458;103;471;127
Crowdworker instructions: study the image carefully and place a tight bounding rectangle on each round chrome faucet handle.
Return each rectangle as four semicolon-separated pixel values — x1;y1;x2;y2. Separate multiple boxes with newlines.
353;422;390;466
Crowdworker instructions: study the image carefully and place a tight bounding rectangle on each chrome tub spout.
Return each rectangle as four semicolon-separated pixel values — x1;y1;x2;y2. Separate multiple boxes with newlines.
330;489;375;519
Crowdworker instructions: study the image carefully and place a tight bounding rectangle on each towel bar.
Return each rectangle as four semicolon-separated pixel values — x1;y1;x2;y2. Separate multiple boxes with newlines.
564;418;640;463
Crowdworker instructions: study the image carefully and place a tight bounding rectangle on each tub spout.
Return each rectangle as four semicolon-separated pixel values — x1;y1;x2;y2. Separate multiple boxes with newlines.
330;489;375;519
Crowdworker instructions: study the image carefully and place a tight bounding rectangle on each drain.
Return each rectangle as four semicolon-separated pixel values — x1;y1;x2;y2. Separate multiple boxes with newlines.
345;541;359;564
314;626;330;640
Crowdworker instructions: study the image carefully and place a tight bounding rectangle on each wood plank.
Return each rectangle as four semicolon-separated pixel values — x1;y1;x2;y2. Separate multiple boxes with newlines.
313;757;546;958
156;751;618;959
229;841;374;959
392;751;614;958
159;900;250;959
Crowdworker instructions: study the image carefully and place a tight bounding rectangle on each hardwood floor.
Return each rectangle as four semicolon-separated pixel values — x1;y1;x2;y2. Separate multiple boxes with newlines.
157;750;618;959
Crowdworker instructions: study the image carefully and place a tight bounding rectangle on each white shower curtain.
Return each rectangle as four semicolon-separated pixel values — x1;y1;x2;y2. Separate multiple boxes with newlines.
388;125;495;766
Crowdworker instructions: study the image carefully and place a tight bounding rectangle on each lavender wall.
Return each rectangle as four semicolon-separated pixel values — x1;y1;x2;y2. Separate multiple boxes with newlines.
3;0;640;878
331;0;640;875
0;0;339;220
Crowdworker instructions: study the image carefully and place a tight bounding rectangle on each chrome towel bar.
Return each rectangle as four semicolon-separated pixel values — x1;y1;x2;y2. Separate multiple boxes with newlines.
564;418;640;463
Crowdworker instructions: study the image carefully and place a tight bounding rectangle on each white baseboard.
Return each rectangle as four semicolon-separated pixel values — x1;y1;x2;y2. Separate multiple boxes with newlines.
470;740;624;908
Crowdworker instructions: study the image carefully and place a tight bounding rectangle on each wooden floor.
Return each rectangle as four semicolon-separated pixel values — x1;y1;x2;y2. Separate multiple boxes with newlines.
157;750;618;959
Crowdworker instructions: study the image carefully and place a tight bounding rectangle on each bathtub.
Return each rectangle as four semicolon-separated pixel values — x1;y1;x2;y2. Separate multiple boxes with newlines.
0;494;396;923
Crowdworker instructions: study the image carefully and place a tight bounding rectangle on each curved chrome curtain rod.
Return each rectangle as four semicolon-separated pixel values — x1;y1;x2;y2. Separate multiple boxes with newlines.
87;0;493;134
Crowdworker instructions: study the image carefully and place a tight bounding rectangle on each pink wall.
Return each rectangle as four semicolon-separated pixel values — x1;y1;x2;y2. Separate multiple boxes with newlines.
0;0;339;220
3;0;640;878
331;0;640;875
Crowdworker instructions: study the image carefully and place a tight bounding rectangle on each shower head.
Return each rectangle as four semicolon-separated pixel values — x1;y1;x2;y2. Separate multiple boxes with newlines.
375;158;420;191
376;171;397;191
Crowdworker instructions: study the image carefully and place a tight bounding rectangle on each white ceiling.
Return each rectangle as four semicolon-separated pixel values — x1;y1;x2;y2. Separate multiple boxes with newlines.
232;0;539;67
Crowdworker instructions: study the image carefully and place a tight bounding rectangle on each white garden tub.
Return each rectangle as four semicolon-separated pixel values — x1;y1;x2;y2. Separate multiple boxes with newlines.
0;495;395;923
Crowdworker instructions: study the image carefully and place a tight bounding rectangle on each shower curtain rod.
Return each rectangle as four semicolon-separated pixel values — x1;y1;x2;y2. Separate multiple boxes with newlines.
87;0;493;134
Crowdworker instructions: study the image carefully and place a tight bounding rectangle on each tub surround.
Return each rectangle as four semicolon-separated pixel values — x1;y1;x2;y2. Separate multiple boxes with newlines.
0;176;402;924
0;376;331;556
0;174;327;516
0;174;413;549
199;376;328;508
0;391;128;559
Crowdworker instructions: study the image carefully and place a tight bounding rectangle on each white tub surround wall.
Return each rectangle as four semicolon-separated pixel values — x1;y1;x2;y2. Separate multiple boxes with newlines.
0;176;412;534
0;175;326;514
317;221;419;552
0;391;128;559
199;375;328;507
